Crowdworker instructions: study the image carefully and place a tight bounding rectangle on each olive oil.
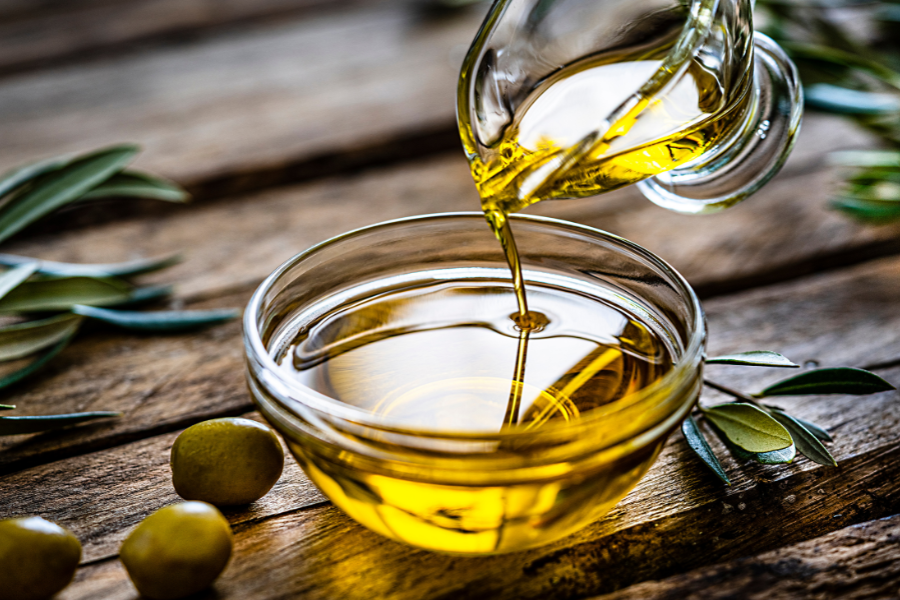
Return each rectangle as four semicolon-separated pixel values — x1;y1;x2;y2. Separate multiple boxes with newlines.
467;55;749;217
278;279;672;432
274;273;676;553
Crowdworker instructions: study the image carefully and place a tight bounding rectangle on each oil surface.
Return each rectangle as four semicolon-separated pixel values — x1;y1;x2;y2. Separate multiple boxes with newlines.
274;277;676;554
279;280;672;432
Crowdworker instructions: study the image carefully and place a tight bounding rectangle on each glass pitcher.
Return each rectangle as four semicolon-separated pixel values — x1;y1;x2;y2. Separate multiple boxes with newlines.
458;0;803;215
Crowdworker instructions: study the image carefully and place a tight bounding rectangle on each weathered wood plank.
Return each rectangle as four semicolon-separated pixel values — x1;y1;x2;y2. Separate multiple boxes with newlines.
0;2;485;195
592;514;900;599
0;0;394;77
0;115;898;472
4;252;900;594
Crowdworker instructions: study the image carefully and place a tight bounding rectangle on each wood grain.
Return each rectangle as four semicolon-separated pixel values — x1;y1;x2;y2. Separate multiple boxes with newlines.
0;2;485;195
592;515;900;599
3;251;900;593
0;0;402;77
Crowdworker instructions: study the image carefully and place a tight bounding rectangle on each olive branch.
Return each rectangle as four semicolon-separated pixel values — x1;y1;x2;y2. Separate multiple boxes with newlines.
756;0;900;221
684;350;895;484
0;146;238;437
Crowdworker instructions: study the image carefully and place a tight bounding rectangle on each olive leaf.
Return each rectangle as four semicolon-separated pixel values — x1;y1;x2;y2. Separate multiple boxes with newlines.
804;83;900;115
0;314;83;361
830;197;900;222
772;410;834;442
71;305;239;332
0;145;138;244
80;171;190;203
0;411;121;436
782;41;900;90
844;181;900;202
755;367;895;397
0;262;40;300
706;351;799;368
701;403;793;453
726;439;797;465
682;414;730;484
0;334;74;391
769;411;837;467
0;276;134;313
830;150;900;168
118;285;174;306
0;154;71;201
0;253;182;278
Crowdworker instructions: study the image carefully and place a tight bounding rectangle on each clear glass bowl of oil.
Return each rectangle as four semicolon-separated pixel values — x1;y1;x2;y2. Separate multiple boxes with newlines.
244;213;705;555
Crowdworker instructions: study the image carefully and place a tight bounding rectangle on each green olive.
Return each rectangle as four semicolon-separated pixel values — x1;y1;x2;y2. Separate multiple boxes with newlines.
120;502;232;600
0;516;81;600
171;417;284;506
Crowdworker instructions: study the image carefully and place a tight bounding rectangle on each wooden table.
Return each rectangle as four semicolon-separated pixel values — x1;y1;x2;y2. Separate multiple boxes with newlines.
1;1;899;598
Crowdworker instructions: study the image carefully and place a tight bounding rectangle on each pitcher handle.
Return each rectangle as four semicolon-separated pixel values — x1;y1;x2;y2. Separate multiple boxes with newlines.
637;33;803;214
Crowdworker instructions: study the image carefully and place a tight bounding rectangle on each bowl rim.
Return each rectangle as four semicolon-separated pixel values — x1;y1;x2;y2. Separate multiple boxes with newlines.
243;211;705;441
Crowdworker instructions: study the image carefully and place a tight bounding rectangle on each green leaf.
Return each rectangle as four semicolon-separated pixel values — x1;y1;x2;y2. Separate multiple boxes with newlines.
783;42;900;90
0;314;83;361
0;411;121;436
805;83;900;115
875;3;900;23
756;367;896;397
117;285;174;307
0;276;133;313
681;414;730;484
701;403;793;453
831;197;900;222
769;411;837;466
0;154;71;201
727;440;797;464
0;253;182;278
0;262;40;300
0;333;74;391
847;168;900;186
844;181;900;202
80;171;189;203
830;150;900;168
784;413;833;442
71;305;238;332
0;404;13;410
0;145;138;244
706;351;799;368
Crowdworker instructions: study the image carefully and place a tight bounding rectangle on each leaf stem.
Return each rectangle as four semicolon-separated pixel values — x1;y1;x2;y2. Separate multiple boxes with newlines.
702;379;767;409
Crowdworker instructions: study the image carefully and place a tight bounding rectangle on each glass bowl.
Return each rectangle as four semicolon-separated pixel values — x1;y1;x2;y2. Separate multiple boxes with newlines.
244;213;705;555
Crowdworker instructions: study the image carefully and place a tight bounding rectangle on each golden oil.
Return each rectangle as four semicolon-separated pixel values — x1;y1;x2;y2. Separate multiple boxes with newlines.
274;275;675;553
464;53;751;216
279;280;671;431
